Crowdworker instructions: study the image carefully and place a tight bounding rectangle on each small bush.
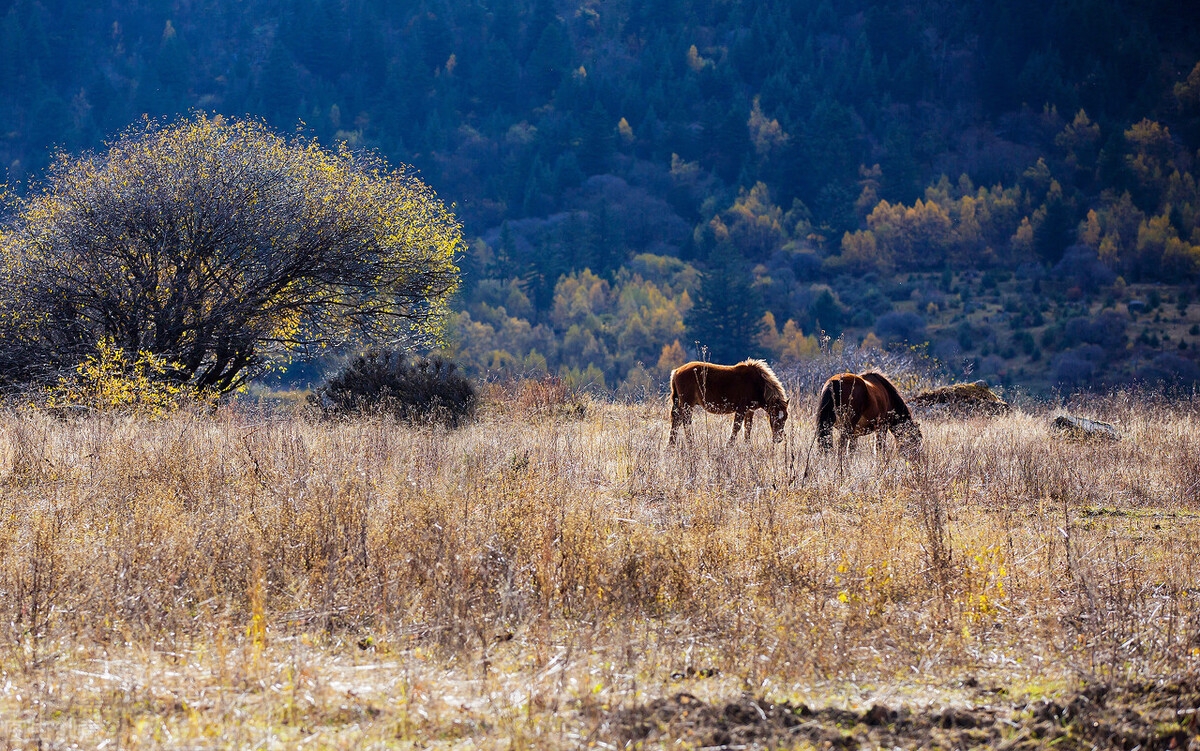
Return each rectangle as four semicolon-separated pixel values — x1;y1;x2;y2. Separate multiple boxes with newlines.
312;351;477;426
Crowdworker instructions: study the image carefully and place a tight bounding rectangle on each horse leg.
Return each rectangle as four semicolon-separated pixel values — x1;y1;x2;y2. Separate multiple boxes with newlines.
817;422;834;452
669;401;692;446
728;410;745;444
875;429;887;458
743;410;754;442
837;432;850;473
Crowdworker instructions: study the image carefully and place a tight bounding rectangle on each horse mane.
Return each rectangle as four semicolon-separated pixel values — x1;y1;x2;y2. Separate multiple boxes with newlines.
860;371;913;421
738;358;787;404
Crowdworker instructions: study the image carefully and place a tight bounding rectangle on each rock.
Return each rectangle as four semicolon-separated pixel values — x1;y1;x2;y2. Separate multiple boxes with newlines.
1051;415;1121;441
910;381;1010;416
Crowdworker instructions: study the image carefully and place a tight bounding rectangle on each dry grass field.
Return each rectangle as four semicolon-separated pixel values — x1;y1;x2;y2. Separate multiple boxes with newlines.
1;384;1199;749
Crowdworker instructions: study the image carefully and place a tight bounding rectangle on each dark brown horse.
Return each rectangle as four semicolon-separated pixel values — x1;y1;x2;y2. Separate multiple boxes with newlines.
669;359;789;445
814;371;922;465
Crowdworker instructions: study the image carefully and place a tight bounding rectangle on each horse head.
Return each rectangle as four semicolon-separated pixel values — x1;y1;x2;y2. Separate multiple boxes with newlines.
894;419;923;458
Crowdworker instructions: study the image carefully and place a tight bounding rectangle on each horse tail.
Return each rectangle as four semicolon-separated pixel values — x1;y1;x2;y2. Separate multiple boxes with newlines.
668;366;685;417
815;378;838;450
668;364;693;445
862;372;913;424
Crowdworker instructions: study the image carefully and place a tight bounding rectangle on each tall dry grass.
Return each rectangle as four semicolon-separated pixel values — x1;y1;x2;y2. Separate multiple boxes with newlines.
0;390;1198;746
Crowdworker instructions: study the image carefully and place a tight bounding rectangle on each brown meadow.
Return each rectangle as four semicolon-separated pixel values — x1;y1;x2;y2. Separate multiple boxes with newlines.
1;389;1198;748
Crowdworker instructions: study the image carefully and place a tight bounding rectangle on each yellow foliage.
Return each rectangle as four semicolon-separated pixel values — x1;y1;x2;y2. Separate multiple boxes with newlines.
1125;118;1172;158
1137;210;1200;274
866;197;952;267
1163;236;1200;274
655;340;688;378
2;114;463;392
757;311;781;353
1175;62;1200;109
1099;233;1120;265
1081;209;1102;248
777;319;818;362
617;117;634;144
1125;119;1176;195
1056;109;1101;167
670;152;702;181
552;270;612;329
1011;217;1035;254
706;215;730;243
748;97;789;156
960;545;1007;625
616;275;687;351
840;229;890;272
45;337;206;417
855;164;882;220
721;182;787;256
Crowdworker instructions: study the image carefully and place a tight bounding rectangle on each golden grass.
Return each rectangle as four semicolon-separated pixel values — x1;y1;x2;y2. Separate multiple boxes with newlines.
1;393;1198;747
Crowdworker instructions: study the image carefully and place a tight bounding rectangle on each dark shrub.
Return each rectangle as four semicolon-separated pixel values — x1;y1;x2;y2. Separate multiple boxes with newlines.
875;311;927;345
1052;246;1114;293
1137;352;1200;389
932;337;963;362
312;351;477;426
1013;330;1037;356
1051;345;1105;389
957;320;978;350
1063;311;1129;350
805;287;847;337
850;308;877;327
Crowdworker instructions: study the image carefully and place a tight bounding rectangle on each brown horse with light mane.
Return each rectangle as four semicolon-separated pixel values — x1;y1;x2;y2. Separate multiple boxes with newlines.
815;371;922;465
669;359;789;445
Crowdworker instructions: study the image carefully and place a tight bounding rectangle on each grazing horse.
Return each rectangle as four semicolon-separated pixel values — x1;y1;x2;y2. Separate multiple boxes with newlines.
814;371;922;466
669;359;789;445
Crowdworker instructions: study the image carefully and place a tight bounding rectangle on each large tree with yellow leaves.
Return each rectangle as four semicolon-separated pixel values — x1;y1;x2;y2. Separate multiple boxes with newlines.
0;115;463;393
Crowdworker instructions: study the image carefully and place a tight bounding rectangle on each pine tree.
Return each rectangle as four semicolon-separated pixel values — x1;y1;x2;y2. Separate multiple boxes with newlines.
685;243;765;363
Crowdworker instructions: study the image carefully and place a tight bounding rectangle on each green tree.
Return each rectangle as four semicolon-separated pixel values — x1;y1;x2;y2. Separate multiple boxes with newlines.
1033;180;1076;265
525;17;572;101
685;242;764;363
0;115;463;392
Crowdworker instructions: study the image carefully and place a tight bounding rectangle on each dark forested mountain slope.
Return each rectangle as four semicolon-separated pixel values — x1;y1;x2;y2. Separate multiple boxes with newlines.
3;0;1200;391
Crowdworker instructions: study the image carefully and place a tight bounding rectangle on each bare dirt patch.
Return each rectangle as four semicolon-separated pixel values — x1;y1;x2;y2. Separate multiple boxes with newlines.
604;682;1200;750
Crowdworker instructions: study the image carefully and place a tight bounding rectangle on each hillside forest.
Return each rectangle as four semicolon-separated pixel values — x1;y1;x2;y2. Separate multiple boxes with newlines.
3;0;1200;394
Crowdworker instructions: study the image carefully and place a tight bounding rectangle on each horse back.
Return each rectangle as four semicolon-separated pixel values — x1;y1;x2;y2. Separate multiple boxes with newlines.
820;372;882;429
671;361;761;412
839;373;873;419
671;361;714;405
860;371;912;422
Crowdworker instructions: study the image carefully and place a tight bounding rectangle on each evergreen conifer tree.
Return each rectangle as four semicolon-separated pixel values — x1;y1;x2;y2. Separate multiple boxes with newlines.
686;242;764;363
